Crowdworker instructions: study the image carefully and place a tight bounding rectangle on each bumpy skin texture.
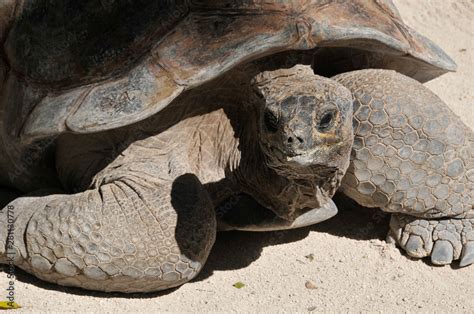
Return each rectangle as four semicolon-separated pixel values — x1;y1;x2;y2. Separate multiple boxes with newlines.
0;120;220;293
334;69;473;266
0;66;354;292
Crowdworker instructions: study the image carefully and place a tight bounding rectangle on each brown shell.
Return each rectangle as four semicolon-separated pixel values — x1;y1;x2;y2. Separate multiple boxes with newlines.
0;0;456;140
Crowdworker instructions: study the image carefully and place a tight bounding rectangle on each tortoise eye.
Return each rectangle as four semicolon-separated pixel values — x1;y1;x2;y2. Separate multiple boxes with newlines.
318;111;335;132
263;110;279;133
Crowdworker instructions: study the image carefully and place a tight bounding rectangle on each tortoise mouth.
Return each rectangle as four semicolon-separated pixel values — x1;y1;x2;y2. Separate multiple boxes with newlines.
265;144;317;174
268;144;324;167
261;140;343;183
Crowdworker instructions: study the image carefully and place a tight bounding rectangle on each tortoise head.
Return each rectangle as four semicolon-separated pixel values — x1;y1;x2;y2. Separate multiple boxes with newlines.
252;65;353;179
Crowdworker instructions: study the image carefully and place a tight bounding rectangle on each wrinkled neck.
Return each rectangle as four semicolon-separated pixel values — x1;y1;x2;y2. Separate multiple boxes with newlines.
233;123;336;221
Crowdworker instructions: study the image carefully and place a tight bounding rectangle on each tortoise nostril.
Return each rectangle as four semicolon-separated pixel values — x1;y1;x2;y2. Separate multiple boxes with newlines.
287;136;304;146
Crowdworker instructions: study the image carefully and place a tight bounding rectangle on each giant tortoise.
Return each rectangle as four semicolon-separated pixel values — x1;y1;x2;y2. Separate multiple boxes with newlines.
0;0;472;293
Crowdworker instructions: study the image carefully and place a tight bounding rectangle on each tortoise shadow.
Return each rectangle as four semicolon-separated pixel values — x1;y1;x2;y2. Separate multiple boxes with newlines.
194;193;391;282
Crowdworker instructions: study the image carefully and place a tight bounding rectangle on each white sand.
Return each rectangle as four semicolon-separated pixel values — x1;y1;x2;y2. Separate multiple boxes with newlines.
1;0;473;312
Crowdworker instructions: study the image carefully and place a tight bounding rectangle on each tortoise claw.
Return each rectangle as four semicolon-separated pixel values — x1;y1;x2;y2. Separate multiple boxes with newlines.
431;240;454;266
405;235;427;258
459;242;474;267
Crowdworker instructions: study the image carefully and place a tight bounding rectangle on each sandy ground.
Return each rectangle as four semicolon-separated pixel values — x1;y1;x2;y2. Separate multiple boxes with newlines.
1;0;473;312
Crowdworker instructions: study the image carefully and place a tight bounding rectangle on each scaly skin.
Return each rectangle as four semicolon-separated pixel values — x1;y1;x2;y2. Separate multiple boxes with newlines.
389;215;474;266
0;66;353;292
334;69;473;266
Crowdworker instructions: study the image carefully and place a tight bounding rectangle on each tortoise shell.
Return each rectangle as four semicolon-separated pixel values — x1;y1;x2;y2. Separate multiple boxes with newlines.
0;0;456;140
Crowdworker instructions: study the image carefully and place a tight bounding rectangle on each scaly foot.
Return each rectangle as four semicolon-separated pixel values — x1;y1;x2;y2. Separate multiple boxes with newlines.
388;214;474;267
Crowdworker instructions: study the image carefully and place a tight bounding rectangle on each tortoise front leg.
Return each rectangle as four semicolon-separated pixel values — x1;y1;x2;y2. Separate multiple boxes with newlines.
388;215;474;266
0;137;216;293
333;69;473;266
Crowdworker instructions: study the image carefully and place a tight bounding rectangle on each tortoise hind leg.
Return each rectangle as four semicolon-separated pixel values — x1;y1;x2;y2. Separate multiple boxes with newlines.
0;139;216;292
333;69;473;266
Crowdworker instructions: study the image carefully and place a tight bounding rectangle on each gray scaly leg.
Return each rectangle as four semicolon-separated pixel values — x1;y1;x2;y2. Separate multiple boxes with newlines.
0;136;216;292
333;69;473;266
